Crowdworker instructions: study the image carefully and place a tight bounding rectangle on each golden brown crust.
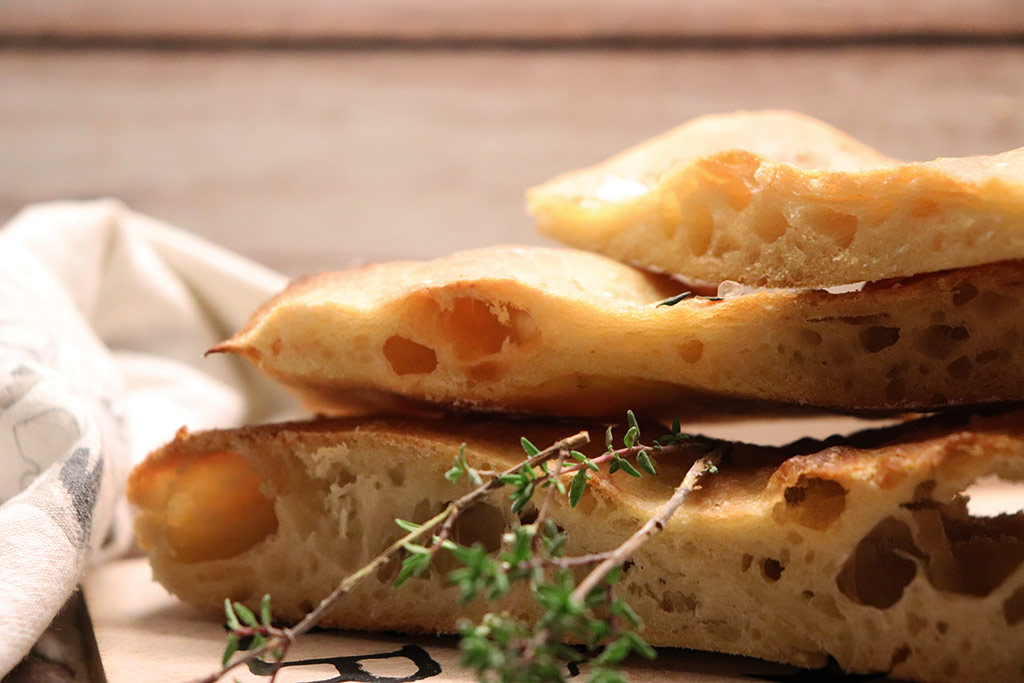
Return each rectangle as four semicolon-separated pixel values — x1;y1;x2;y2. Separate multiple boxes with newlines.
210;246;1024;417
129;410;1024;682
527;110;1024;288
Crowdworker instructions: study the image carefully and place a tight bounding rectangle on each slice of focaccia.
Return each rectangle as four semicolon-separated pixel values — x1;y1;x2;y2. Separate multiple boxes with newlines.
210;246;1024;417
527;110;1024;288
127;412;1024;682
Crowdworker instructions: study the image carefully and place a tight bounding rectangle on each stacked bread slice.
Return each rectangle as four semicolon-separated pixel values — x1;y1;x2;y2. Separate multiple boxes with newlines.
128;111;1024;682
527;110;1024;288
208;250;1024;417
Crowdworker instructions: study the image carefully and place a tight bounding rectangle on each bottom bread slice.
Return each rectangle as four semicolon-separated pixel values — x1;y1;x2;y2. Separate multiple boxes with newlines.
127;412;1024;682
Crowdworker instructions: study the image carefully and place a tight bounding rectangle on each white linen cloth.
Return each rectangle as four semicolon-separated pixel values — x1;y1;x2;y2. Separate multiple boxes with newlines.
0;199;295;675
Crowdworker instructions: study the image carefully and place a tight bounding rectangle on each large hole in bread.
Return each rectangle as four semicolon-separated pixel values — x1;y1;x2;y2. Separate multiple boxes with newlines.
775;476;848;531
836;517;920;608
807;208;858;249
839;480;1024;609
441;298;510;361
438;298;538;363
383;336;438;375
753;208;791;243
451;502;506;553
433;502;507;574
946;516;1024;597
912;505;1024;597
952;282;978;307
163;451;278;563
905;475;1024;598
859;326;900;353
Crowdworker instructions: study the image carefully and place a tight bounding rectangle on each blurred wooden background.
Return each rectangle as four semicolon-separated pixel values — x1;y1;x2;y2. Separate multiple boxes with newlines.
1;2;1023;276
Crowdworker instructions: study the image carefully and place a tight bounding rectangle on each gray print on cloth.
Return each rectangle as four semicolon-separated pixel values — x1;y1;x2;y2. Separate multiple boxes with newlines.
57;447;103;548
14;407;82;493
0;364;41;411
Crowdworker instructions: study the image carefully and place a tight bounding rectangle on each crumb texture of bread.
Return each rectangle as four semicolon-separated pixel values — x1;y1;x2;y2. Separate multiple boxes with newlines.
128;413;1024;683
210;246;1024;417
527;110;1024;288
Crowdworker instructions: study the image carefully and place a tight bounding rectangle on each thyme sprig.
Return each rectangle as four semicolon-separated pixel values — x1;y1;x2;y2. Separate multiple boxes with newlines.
453;416;723;683
202;414;723;683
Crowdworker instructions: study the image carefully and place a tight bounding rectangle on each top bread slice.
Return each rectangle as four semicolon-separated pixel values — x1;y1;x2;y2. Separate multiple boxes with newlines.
127;410;1024;682
528;110;1024;287
210;245;1024;418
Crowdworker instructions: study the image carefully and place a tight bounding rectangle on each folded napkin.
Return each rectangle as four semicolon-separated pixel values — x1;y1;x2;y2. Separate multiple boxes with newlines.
0;200;295;675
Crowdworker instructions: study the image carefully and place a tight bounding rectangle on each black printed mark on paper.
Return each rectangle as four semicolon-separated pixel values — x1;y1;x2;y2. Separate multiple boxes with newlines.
245;644;582;681
246;644;442;682
746;662;889;682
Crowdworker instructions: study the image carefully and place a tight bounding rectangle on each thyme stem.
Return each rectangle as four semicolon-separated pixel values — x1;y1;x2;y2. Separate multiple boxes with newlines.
534;446;569;530
569;451;721;604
